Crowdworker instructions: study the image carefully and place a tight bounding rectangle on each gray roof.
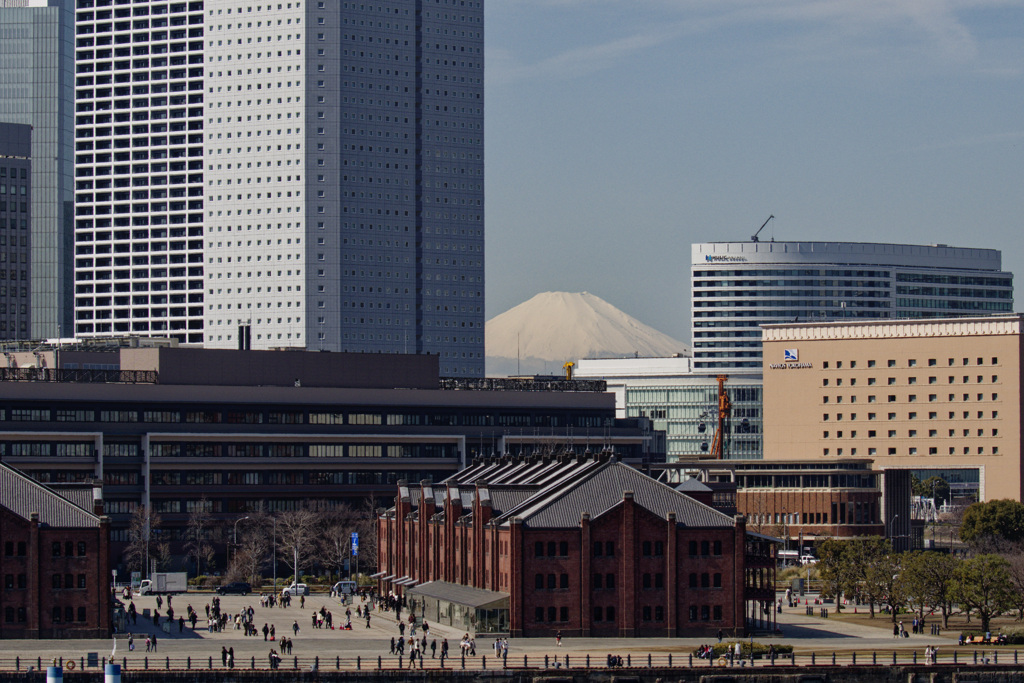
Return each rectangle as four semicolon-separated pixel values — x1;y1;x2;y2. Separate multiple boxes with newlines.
0;464;102;528
513;463;734;529
675;478;712;493
405;580;509;609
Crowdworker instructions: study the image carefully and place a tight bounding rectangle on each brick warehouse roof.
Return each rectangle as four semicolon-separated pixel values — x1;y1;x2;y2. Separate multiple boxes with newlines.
389;453;734;530
0;464;102;528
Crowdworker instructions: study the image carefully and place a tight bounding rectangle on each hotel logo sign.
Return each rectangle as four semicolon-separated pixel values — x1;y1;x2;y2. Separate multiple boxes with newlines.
770;348;813;370
705;255;747;263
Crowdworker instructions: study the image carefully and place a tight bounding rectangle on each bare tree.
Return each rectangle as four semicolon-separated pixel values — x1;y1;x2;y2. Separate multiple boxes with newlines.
276;507;318;584
317;502;359;580
355;495;381;576
231;518;273;586
124;505;162;574
184;498;215;577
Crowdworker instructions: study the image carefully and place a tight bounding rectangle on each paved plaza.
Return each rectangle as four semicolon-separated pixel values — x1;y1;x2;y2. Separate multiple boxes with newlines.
0;590;963;670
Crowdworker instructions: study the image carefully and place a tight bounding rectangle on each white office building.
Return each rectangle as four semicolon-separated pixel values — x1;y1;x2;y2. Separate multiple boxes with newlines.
692;241;1013;373
73;0;485;376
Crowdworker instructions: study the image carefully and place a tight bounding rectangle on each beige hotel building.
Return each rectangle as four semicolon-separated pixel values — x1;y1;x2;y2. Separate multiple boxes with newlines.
762;315;1023;502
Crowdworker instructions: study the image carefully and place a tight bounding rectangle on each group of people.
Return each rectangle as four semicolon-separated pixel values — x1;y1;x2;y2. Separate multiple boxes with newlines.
924;645;939;664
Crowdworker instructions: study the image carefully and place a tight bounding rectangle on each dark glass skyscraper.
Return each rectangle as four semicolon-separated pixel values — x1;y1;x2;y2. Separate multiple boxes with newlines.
0;0;75;340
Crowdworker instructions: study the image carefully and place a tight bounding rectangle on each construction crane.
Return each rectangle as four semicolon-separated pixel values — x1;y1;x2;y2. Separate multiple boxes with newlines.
711;374;731;459
751;214;774;242
563;361;574;380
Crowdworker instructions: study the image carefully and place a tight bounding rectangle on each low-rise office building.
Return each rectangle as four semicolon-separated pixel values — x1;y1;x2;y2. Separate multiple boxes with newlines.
0;344;659;572
377;453;777;638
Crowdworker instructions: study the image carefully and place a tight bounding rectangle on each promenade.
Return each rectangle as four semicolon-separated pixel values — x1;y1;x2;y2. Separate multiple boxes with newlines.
0;591;970;672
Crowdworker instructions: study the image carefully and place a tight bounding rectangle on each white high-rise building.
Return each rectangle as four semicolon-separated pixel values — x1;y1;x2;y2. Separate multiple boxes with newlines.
75;0;485;377
692;241;1013;373
73;0;207;343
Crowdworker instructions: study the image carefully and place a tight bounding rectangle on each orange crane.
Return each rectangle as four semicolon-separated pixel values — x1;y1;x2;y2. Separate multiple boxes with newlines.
710;374;730;459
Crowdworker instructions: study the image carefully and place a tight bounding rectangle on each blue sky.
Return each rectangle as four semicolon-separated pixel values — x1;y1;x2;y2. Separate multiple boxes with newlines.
483;0;1024;342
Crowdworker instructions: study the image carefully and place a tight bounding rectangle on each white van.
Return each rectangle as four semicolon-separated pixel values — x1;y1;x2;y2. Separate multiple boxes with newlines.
332;580;357;596
281;582;309;597
800;555;818;566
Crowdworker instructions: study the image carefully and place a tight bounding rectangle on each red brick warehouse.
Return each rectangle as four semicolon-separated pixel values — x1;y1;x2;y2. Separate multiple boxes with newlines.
0;464;111;638
377;452;776;637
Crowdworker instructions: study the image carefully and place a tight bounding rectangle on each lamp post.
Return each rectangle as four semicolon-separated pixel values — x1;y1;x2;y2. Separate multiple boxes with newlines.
272;516;277;593
889;513;900;551
232;516;250;567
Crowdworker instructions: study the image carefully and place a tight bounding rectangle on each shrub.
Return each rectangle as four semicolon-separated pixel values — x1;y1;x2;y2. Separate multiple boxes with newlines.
711;642;793;658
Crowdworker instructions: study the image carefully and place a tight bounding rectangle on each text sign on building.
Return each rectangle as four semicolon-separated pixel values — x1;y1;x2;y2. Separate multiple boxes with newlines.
769;348;813;370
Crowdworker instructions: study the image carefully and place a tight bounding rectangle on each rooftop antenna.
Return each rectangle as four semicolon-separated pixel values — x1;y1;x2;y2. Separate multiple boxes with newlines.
751;214;774;242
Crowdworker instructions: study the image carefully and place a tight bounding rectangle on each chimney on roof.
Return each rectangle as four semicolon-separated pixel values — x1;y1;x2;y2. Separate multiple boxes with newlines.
93;482;104;516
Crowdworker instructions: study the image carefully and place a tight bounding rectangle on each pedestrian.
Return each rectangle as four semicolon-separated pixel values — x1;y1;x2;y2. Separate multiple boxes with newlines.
555;630;562;647
718;629;723;643
156;595;163;610
263;623;269;641
178;615;184;633
431;639;437;658
151;634;158;652
300;595;305;609
145;636;151;653
365;612;371;628
221;647;228;667
894;622;900;639
270;624;276;640
390;637;396;655
128;634;134;652
228;647;234;668
292;620;299;636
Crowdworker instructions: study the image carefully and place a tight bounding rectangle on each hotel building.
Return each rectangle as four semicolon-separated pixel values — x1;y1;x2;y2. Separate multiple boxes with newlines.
762;315;1023;502
692;241;1013;373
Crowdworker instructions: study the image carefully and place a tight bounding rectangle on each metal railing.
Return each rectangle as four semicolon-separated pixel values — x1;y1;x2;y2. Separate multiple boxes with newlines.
0;648;1018;672
0;368;158;383
440;377;607;392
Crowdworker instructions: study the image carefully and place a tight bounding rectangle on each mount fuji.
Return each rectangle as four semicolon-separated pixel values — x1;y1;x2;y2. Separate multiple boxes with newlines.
485;292;690;377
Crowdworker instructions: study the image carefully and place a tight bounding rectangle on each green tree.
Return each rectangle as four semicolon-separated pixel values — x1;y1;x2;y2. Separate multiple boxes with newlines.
960;499;1024;545
848;537;895;619
817;538;859;613
913;476;950;507
954;554;1016;633
902;551;960;628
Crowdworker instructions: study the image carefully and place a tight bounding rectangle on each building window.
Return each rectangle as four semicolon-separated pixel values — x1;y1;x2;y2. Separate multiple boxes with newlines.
643;606;652;621
78;607;87;622
534;574;543;590
701;540;710;556
593;573;602;589
689;573;698;588
701;573;710;588
714;605;723;621
688;540;698;556
643;573;651;589
701;605;710;621
655;606;665;621
52;542;61;557
52;574;61;590
534;542;543;557
535;607;544;622
593;541;603;557
606;606;615;622
547;606;556;622
547;542;556;557
642;541;652;556
714;540;722;555
606;573;615;589
605;541;614;556
594;606;603;622
655;573;665;588
713;573;722;588
655;541;664;556
547;574;556;590
77;542;87;557
52;607;62;624
689;606;698;621
559;574;569;589
560;607;568;622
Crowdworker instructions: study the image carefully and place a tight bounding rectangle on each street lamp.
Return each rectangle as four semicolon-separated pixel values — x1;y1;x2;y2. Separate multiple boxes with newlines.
272;516;277;593
889;513;900;550
232;516;250;566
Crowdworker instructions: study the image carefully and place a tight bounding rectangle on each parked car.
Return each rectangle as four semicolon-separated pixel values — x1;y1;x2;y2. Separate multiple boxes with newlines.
281;583;309;597
217;581;252;596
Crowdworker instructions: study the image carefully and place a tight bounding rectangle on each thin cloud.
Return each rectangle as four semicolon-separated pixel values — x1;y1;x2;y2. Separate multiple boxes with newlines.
906;130;1024;153
490;0;1016;83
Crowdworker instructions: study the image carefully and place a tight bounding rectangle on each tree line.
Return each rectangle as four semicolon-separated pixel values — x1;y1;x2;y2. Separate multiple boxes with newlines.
122;498;379;585
815;499;1024;633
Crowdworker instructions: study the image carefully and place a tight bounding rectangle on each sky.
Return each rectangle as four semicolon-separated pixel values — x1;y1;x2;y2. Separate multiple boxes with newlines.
483;0;1024;343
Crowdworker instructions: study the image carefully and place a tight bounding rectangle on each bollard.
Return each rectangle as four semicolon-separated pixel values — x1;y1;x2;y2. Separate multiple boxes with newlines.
165;657;169;670
293;656;297;670
81;657;85;671
14;657;18;671
251;656;255;669
103;657;107;668
104;663;120;683
668;654;672;667
208;657;212;669
892;651;897;665
122;658;126;671
461;653;466;669
995;652;998;665
356;656;361;670
46;666;62;683
376;656;379;670
1016;650;1019;664
913;651;917;664
974;651;978;665
852;652;856;665
145;657;149;670
688;654;692;667
648;653;652;668
398;655;403;670
315;656;319;670
811;652;815;666
588;654;592;668
483;656;486;670
187;656;191;670
545;654;549;669
524;655;528;668
953;651;957;664
38;657;42;670
832;652;836;666
565;655;569;669
628;654;632;667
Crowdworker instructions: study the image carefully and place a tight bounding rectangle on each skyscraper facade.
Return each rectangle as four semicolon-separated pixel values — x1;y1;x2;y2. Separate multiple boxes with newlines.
692;241;1013;373
74;0;484;376
0;122;32;338
73;0;206;343
0;0;75;339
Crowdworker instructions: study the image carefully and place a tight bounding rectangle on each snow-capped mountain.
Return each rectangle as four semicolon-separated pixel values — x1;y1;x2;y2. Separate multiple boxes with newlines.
486;291;690;377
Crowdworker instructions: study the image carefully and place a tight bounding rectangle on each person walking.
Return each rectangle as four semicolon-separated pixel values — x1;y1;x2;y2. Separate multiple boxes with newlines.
292;620;299;637
894;622;900;639
221;647;228;667
555;630;562;647
151;634;158;652
263;623;269;641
